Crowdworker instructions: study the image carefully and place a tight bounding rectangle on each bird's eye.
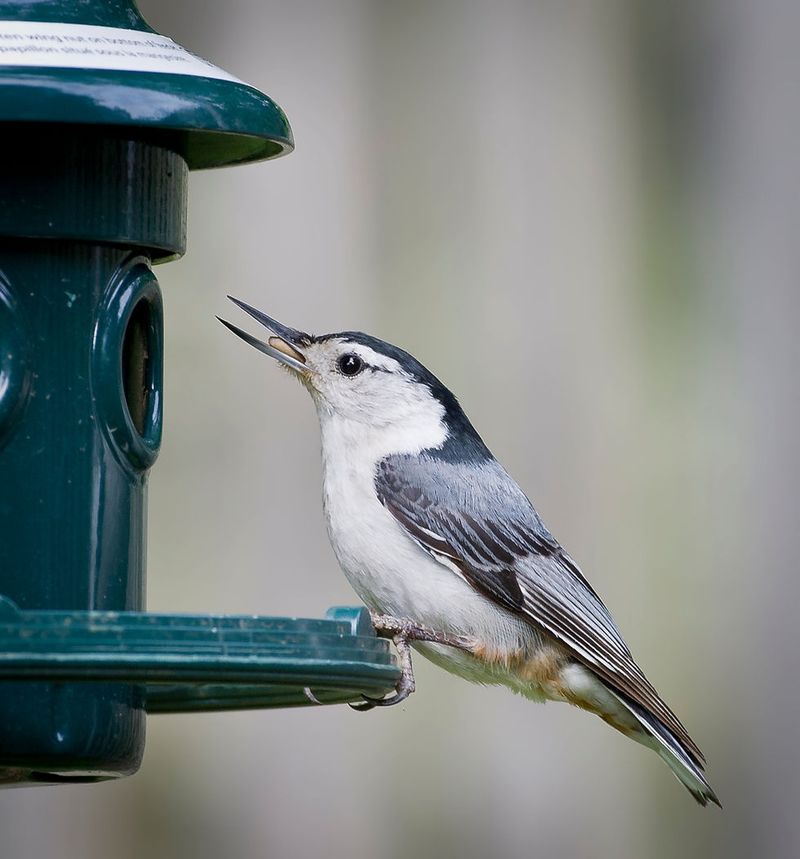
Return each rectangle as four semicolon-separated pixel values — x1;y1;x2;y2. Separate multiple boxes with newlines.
337;353;364;376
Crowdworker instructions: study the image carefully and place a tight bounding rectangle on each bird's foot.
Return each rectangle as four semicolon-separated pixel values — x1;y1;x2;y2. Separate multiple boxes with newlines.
350;631;415;711
350;612;473;712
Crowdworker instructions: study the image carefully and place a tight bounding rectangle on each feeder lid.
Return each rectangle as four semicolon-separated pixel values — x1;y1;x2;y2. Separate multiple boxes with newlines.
0;598;399;711
0;0;293;169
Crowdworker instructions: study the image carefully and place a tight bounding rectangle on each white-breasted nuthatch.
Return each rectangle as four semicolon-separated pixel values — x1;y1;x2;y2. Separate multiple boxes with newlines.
219;297;719;807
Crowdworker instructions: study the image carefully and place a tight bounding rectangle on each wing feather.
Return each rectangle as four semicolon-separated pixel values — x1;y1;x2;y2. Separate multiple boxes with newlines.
376;454;704;766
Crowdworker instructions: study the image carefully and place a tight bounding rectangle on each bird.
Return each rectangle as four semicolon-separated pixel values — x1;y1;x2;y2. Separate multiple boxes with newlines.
218;296;720;807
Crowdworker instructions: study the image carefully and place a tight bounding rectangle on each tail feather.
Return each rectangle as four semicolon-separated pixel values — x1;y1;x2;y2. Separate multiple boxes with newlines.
611;688;721;808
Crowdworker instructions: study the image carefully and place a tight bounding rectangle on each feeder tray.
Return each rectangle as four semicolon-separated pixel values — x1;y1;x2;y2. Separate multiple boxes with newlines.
0;599;399;713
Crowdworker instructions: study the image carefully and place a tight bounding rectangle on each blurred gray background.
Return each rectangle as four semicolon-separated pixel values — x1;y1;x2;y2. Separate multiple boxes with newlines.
3;1;798;857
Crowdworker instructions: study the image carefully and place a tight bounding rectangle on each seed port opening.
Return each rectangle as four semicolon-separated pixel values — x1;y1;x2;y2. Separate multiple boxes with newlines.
121;298;153;438
92;260;163;471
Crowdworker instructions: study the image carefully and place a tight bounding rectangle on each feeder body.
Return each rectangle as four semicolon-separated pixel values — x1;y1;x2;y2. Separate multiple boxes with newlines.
0;0;291;786
0;133;182;783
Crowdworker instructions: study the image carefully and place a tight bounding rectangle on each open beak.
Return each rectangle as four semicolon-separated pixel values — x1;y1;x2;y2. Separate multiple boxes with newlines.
217;296;309;374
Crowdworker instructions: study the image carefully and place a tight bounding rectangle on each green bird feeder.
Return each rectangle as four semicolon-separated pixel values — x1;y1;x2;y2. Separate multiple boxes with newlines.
0;0;398;786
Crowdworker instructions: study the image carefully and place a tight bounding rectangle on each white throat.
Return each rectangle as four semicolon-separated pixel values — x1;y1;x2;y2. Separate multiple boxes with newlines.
310;365;449;470
318;403;447;470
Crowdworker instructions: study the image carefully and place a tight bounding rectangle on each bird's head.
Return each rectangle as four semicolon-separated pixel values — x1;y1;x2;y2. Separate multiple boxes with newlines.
218;297;489;459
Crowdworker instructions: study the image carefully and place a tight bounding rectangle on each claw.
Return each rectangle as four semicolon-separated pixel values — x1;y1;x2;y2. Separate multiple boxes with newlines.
348;612;473;712
349;686;412;711
303;687;323;705
349;696;380;712
350;625;417;711
350;617;417;713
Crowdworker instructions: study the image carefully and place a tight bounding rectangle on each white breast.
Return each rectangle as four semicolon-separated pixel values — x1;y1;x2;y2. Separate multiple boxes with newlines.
317;412;533;656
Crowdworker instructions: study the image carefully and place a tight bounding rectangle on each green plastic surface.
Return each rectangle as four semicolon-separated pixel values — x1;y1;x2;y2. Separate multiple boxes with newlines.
0;236;165;784
0;0;154;28
0;0;348;790
0;1;293;169
0;600;399;715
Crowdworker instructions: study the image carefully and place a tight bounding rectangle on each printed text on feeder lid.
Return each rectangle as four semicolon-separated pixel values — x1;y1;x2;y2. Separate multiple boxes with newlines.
0;21;242;81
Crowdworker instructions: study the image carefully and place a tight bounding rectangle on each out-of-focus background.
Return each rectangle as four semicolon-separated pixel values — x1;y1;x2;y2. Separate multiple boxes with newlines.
3;1;798;857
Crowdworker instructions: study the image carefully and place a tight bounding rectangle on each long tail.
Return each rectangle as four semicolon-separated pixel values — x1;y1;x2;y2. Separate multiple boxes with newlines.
610;688;721;808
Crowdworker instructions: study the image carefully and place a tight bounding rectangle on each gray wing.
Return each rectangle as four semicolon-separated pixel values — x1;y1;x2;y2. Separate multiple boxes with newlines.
376;453;703;765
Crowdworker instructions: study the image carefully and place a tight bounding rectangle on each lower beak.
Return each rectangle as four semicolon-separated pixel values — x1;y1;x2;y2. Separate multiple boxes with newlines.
217;296;309;374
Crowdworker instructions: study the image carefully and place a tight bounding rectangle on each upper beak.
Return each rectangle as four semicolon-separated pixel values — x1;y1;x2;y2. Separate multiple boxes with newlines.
217;296;310;374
